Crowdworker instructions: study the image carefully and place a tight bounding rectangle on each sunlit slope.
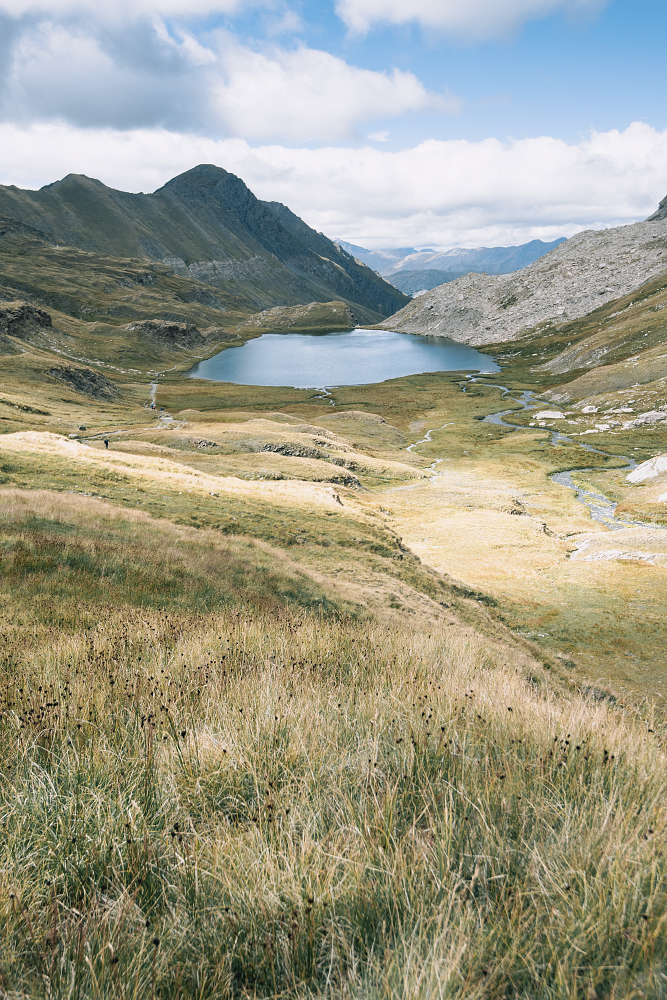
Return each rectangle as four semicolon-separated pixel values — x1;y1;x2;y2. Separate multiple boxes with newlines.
0;423;543;670
537;269;667;401
99;417;424;488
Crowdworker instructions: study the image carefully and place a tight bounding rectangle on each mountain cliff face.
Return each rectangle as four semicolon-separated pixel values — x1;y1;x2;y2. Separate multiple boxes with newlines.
380;213;667;345
648;196;667;222
0;165;408;321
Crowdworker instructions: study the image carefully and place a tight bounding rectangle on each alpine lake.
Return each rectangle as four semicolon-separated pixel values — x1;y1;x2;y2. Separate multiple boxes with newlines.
187;327;499;387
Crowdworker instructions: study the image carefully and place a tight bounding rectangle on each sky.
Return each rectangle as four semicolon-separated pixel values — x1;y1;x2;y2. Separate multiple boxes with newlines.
0;0;665;248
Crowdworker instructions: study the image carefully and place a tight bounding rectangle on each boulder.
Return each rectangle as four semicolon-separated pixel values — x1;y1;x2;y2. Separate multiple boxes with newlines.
626;454;667;483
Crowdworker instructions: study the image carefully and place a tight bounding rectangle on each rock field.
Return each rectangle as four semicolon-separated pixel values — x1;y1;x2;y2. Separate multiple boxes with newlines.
382;215;667;345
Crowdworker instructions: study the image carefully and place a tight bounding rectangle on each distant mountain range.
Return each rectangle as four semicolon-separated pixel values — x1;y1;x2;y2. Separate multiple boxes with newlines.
0;165;408;323
382;268;469;295
335;238;567;293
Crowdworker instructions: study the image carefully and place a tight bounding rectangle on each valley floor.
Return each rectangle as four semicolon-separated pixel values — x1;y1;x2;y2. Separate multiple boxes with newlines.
2;326;667;997
374;384;667;705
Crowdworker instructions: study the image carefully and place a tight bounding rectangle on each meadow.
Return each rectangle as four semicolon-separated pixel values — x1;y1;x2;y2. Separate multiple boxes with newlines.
2;546;666;999
0;471;666;998
1;269;667;996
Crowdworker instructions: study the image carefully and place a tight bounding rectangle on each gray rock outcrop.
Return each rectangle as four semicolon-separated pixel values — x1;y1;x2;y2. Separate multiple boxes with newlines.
381;218;667;345
125;319;205;351
647;195;667;222
0;300;52;353
46;366;120;400
0;300;52;336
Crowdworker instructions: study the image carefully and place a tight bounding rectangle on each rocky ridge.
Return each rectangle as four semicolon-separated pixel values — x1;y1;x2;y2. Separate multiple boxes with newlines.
648;196;667;222
124;319;206;351
0;300;52;336
0;300;53;352
380;216;667;345
45;366;120;400
238;301;357;335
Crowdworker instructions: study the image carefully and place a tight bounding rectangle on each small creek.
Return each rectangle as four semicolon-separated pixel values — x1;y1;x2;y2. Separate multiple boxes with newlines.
414;375;667;532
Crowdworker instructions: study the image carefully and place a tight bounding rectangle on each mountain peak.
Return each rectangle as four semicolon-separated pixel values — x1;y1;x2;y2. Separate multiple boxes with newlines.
41;173;110;192
155;163;238;194
0;164;409;322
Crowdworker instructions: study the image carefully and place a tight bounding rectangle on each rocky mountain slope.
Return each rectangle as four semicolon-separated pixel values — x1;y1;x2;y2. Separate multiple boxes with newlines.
380;212;667;345
0;165;408;322
648;196;667;222
336;238;565;277
0;214;251;354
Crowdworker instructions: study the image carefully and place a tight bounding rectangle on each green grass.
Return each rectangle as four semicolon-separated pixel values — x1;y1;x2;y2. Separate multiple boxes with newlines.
0;517;340;623
0;455;378;545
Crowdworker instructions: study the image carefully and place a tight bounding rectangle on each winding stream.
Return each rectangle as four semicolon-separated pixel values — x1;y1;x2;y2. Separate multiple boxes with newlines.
414;375;666;532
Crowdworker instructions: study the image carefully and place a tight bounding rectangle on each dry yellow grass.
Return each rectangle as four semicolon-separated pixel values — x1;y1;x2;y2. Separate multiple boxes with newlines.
0;431;357;511
1;604;666;998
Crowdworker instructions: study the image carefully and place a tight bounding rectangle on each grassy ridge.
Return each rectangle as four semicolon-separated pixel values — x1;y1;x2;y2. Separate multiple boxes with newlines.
0;492;343;625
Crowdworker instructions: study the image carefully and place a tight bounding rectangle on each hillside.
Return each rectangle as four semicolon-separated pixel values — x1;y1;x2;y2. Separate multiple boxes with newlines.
3;324;667;997
4;176;667;998
380;213;667;344
0;165;408;321
336;237;565;276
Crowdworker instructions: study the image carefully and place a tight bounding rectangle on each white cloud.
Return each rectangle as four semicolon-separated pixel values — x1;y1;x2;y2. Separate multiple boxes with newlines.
335;0;607;40
0;121;665;248
211;40;453;141
367;130;390;141
0;15;452;139
2;22;206;129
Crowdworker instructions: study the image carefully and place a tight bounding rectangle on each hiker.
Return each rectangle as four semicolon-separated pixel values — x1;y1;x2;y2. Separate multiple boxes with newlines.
104;438;109;449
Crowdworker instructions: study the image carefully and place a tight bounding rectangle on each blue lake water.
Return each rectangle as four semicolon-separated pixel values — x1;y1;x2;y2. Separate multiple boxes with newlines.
187;328;499;388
